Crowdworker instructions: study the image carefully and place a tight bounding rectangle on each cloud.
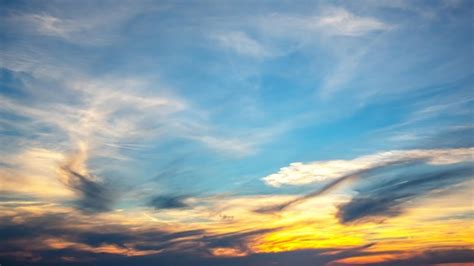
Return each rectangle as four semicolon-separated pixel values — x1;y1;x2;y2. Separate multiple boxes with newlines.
59;143;115;213
2;3;158;46
62;168;114;213
254;7;394;99
0;211;202;263
0;65;270;161
255;170;361;214
262;147;474;187
0;206;372;266
315;8;393;36
336;166;474;223
0;148;73;198
20;14;84;40
259;7;392;38
256;148;473;215
148;195;189;209
333;248;474;266
0;207;282;265
214;31;269;58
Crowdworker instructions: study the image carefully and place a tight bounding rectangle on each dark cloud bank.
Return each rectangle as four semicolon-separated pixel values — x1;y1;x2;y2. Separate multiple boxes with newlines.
1;212;473;266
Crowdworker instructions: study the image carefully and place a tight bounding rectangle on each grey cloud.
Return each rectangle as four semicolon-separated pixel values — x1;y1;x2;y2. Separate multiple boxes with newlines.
148;195;189;209
343;248;474;266
62;167;115;213
336;166;473;224
2;212;472;266
0;212;277;265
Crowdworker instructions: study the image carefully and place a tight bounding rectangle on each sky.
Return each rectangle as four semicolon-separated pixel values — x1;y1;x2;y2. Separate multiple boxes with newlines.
0;0;473;265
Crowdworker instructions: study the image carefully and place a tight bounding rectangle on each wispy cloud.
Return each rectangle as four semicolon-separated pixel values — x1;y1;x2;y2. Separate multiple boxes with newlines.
259;7;392;38
315;7;393;36
214;31;270;58
0;70;273;204
2;3;158;46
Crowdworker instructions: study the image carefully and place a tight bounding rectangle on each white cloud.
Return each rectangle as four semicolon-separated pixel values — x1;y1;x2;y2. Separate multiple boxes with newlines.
4;3;159;46
23;14;83;39
214;31;269;58
263;148;474;187
7;13;112;45
259;7;392;38
314;8;392;36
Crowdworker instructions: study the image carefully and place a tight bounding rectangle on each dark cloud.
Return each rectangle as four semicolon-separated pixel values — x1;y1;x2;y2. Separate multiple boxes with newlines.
0;213;67;242
0;213;276;265
148;195;189;209
1;212;472;266
5;239;471;266
335;248;474;266
0;237;372;266
201;228;278;255
337;166;473;224
62;167;115;213
0;191;37;202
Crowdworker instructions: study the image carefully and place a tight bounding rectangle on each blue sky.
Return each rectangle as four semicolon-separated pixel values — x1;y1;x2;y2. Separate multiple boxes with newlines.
0;1;473;265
